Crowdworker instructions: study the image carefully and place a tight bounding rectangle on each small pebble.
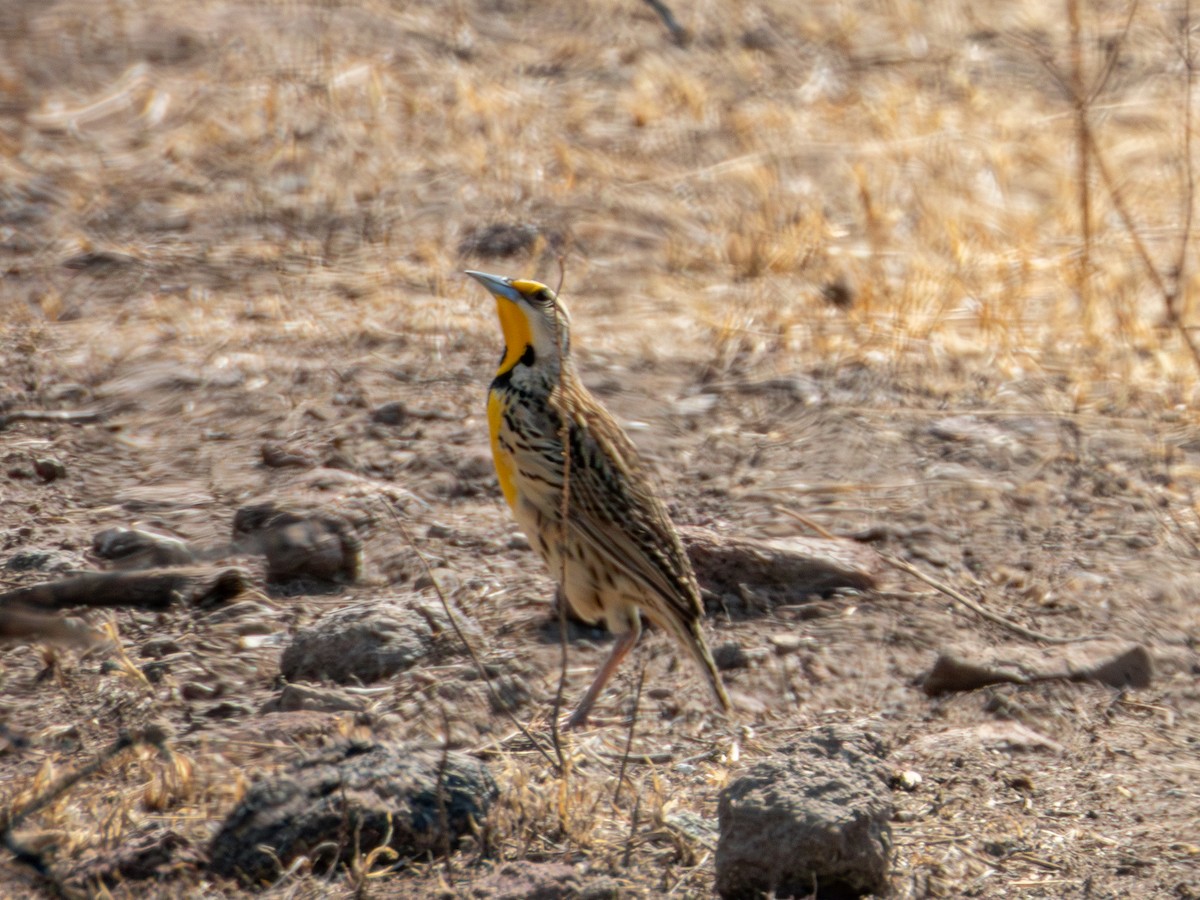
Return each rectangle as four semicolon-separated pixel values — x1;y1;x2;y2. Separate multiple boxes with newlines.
370;401;408;425
34;458;67;482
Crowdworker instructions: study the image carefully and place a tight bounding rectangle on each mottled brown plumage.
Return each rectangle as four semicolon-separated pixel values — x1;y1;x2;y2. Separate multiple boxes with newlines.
466;270;731;727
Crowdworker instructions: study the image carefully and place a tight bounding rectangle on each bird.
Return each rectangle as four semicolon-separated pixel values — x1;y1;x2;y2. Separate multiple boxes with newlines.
465;270;731;728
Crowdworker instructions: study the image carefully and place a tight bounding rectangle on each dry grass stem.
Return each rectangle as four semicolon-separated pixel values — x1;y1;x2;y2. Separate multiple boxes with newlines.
877;552;1100;645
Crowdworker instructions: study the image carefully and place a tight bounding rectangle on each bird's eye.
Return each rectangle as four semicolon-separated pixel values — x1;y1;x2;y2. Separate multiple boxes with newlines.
535;289;552;304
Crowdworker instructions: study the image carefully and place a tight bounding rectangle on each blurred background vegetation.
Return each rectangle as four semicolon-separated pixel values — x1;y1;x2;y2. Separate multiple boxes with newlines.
1;0;1196;401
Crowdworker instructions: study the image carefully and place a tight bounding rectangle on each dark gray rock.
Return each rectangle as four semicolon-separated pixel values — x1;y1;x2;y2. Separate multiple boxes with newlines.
370;400;408;425
681;526;879;606
3;549;89;574
92;526;195;569
280;602;434;684
232;502;362;583
922;641;1154;695
33;457;67;481
716;725;894;899
207;742;497;886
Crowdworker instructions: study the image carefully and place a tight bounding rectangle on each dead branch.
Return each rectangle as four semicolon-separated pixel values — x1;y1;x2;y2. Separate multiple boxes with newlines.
0;567;249;612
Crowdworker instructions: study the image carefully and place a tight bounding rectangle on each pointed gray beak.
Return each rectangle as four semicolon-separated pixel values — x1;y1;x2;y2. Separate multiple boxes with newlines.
465;270;523;303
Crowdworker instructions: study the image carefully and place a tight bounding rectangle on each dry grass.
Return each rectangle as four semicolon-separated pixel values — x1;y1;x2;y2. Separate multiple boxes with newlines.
3;0;1197;382
2;0;1200;897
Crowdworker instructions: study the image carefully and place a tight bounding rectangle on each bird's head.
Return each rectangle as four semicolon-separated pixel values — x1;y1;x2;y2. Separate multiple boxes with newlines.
465;270;572;377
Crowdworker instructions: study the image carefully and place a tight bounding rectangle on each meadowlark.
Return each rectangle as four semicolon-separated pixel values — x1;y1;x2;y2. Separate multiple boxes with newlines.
465;270;731;728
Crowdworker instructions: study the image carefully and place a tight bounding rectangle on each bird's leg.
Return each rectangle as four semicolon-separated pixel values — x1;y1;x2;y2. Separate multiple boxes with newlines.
564;621;641;730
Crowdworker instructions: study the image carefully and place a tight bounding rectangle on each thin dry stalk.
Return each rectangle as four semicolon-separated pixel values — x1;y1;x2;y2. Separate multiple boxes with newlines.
1168;0;1198;344
641;0;688;46
877;551;1099;645
1040;1;1200;374
435;706;454;886
384;503;560;772
551;257;572;772
1088;132;1200;371
854;165;892;319
612;662;647;806
622;790;642;869
2;726;169;882
1066;0;1093;327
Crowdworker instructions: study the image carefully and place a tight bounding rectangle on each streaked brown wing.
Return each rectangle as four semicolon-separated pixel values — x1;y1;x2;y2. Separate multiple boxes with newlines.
560;390;704;627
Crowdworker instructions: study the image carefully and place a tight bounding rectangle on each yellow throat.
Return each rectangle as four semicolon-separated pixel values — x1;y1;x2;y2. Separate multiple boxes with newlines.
487;293;533;511
493;293;534;378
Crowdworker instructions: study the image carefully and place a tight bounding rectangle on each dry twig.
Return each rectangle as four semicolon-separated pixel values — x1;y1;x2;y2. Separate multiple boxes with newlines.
385;503;560;773
0;568;248;612
641;0;689;46
877;551;1100;645
612;663;647;806
1035;1;1200;374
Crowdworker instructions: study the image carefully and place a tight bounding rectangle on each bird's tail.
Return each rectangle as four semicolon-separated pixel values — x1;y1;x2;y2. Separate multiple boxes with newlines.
685;619;732;713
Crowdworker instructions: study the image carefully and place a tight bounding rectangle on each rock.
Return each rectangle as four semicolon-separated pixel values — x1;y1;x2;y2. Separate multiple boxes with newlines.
33;458;67;482
260;683;368;714
665;810;719;846
141;637;183;658
716;725;893;899
260;441;316;468
66;826;203;887
672;393;719;417
681;527;880;607
906;721;1064;755
484;671;534;714
232;502;362;583
222;711;346;748
922;653;1028;694
410;596;483;639
922;642;1153;695
207;742;497;885
199;599;275;625
413;567;461;594
455;449;495;481
181;681;222;701
280;602;435;684
927;415;1020;447
370;400;408;425
203;701;251;719
712;641;763;670
1079;643;1154;689
3;549;89;574
704;375;825;406
767;633;812;654
92;526;195;569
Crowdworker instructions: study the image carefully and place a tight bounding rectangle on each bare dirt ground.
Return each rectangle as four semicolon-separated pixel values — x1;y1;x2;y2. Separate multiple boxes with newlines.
2;0;1199;897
